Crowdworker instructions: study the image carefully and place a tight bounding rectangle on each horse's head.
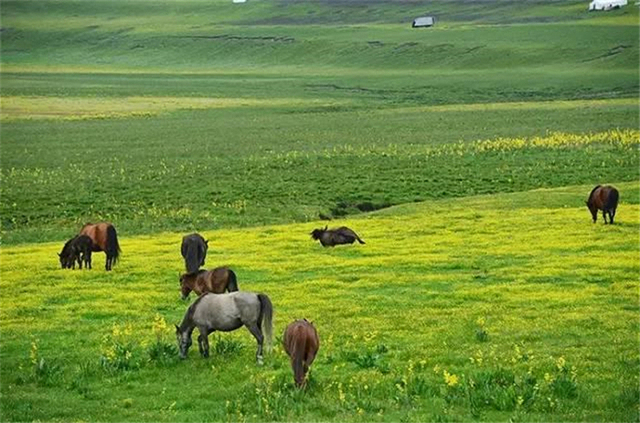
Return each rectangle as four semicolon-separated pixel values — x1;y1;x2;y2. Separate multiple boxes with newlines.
179;274;192;300
310;227;326;240
175;324;192;359
58;252;72;269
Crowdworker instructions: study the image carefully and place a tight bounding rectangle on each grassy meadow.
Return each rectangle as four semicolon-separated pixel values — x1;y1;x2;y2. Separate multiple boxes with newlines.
1;0;639;421
1;183;639;422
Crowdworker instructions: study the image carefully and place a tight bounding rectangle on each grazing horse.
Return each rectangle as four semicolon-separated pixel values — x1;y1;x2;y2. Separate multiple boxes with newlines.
284;319;319;388
175;291;273;364
179;267;239;300
586;185;619;224
181;233;208;274
79;222;121;271
58;235;93;269
311;226;365;247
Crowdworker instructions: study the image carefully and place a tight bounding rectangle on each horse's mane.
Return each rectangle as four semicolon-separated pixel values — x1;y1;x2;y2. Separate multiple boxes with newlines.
181;294;208;329
587;185;601;203
60;236;77;257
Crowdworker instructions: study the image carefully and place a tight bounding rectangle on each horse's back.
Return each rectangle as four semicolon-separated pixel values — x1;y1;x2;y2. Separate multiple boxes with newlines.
284;320;319;358
79;222;113;251
193;292;261;328
589;185;619;210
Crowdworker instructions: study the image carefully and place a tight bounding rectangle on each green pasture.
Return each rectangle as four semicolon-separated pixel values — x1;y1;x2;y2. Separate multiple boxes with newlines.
1;183;639;422
1;0;639;421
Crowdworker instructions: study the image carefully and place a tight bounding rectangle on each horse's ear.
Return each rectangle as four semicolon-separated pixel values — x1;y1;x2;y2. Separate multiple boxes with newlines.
57;253;61;257
175;324;180;332
204;240;208;245
324;225;328;230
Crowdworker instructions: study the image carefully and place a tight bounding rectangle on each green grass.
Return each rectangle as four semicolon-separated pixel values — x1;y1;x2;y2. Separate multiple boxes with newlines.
0;1;639;421
1;183;638;422
1;1;638;244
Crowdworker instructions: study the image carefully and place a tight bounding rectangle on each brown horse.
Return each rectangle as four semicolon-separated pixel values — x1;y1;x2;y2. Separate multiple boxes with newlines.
310;226;365;247
179;267;239;300
586;185;619;224
283;319;319;388
79;222;121;270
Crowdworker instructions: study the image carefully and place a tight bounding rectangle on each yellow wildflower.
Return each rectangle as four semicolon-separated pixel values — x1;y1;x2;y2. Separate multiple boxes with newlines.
443;370;459;387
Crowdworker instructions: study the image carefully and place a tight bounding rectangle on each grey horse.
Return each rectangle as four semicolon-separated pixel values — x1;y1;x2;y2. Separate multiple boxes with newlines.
175;292;273;364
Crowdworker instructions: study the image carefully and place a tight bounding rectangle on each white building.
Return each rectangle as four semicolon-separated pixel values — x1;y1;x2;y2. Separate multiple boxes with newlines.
588;0;627;10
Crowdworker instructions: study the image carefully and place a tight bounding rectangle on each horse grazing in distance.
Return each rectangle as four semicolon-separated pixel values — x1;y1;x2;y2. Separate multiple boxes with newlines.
58;235;93;269
586;185;619;224
284;319;319;388
175;291;273;364
310;226;365;247
181;233;208;274
179;267;239;300
79;222;121;271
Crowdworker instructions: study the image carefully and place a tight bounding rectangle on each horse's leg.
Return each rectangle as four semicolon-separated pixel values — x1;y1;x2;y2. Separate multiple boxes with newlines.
197;326;210;358
609;209;615;224
246;323;264;365
602;210;608;224
87;251;92;269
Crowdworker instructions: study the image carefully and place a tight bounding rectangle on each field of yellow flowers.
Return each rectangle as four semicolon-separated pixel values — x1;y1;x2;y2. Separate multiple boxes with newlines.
0;181;638;422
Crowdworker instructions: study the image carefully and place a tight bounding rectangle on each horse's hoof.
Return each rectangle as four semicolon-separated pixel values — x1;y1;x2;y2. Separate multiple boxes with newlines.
257;356;264;366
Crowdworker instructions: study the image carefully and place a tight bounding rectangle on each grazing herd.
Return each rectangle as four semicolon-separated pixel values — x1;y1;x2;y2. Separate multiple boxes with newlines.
57;185;620;387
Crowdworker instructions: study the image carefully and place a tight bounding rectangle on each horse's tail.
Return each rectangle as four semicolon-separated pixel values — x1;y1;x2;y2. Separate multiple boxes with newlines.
185;242;200;274
258;294;273;353
106;225;121;264
226;269;239;292
291;335;306;387
606;187;619;210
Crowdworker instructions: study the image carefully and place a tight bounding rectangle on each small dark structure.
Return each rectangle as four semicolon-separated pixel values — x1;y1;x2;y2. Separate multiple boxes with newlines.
179;267;239;300
412;16;435;28
181;233;208;274
586;185;619;224
284;319;319;388
310;226;365;247
58;235;93;269
76;222;120;271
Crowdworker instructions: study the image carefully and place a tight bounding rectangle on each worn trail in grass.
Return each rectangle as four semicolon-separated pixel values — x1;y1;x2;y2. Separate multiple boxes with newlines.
1;182;638;422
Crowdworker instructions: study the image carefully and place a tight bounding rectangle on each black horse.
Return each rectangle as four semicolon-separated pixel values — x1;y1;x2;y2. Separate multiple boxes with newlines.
310;226;365;247
58;235;94;269
181;233;208;274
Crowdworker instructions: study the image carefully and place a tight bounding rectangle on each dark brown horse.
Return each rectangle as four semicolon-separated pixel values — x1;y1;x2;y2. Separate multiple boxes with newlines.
79;222;121;270
58;235;93;269
586;185;619;224
181;233;208;274
179;267;239;300
310;226;365;247
283;319;319;388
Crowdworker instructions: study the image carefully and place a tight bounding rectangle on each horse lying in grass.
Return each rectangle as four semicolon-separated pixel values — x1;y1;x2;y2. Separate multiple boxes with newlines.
586;185;619;224
310;226;365;247
179;267;238;300
284;319;319;388
175;292;273;364
58;235;93;269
